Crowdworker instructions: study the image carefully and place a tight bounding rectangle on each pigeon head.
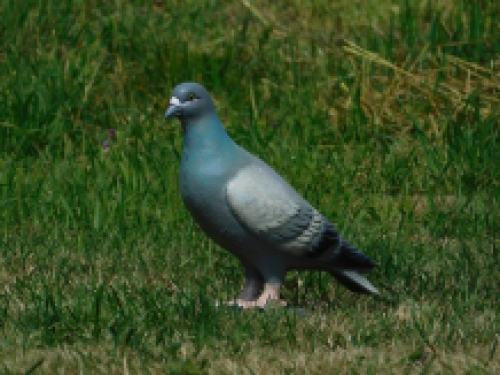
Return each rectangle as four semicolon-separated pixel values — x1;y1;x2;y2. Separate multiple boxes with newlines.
165;82;216;124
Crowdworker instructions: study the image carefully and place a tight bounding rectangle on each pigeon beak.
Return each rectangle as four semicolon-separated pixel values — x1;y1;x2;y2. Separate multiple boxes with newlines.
165;96;182;119
165;105;181;119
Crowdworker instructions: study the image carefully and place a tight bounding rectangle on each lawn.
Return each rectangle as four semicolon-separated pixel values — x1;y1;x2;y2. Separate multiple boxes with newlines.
0;0;499;373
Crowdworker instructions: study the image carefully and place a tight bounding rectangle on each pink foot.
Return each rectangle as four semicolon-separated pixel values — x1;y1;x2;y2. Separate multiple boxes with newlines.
237;283;286;309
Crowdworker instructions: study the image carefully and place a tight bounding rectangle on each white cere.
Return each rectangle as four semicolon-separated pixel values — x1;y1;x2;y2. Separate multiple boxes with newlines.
170;96;181;106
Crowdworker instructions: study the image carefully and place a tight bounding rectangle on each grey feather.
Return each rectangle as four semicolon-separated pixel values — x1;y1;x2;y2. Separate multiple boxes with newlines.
331;269;379;295
226;164;324;258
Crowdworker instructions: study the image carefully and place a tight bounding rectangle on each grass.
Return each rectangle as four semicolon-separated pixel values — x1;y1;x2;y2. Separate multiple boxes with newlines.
0;0;499;373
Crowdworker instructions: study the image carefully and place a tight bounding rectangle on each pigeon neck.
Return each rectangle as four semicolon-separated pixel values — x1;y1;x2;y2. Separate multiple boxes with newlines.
182;113;233;152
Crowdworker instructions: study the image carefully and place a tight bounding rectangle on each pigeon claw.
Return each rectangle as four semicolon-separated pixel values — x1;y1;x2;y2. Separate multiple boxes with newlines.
215;283;287;309
240;284;287;309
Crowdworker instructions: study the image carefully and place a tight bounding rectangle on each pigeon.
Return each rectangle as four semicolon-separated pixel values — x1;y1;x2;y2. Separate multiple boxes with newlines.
165;82;378;308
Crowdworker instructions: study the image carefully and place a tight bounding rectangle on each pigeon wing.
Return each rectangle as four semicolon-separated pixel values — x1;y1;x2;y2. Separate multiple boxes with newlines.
226;164;327;258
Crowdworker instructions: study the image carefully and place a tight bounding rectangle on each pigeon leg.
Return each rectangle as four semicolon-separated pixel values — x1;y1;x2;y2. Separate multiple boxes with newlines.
237;263;264;301
216;263;263;308
238;263;287;308
237;282;287;309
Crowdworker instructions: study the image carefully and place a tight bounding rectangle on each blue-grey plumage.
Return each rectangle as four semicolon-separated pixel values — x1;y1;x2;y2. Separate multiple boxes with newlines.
165;82;378;308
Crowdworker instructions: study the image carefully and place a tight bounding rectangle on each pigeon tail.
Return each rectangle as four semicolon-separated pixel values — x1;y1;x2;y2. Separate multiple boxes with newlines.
319;233;378;295
332;240;376;273
330;269;379;295
310;221;375;273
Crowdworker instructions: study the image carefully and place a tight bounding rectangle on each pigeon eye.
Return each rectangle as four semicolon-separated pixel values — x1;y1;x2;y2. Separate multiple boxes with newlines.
188;93;196;101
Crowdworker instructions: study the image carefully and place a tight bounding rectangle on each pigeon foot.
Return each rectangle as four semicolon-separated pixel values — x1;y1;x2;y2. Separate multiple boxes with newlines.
238;284;286;309
215;284;286;309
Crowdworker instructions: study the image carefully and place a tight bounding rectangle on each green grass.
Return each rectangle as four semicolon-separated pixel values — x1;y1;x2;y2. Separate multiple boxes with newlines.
1;0;499;373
